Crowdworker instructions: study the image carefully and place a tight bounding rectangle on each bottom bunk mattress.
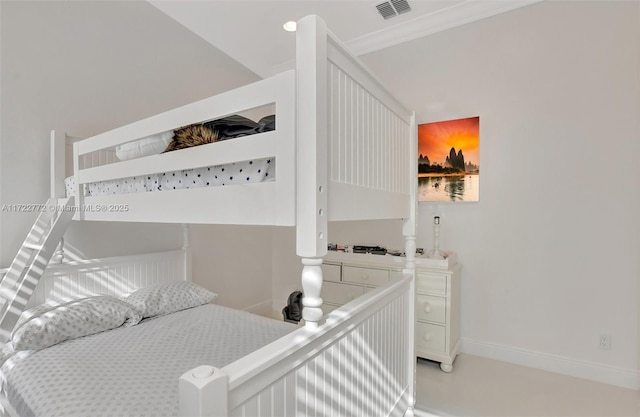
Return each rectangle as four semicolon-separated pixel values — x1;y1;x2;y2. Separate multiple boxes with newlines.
65;158;275;197
0;303;296;417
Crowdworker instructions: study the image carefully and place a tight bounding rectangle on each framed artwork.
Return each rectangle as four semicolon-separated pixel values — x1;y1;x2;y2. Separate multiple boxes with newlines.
418;116;479;202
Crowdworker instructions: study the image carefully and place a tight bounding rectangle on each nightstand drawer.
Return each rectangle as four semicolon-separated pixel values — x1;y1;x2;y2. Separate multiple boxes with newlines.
322;281;365;305
322;263;341;283
416;295;446;324
416;322;446;352
416;272;447;295
343;266;389;286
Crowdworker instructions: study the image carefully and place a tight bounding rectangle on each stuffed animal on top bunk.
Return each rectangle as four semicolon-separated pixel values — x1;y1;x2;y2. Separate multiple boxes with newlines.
163;123;219;153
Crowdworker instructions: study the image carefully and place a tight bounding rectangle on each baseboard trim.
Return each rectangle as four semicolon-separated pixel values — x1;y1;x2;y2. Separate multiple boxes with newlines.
414;409;445;417
461;338;639;390
242;299;273;317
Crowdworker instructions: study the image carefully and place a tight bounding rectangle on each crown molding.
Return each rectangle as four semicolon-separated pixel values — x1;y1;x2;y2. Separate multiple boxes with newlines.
346;0;544;56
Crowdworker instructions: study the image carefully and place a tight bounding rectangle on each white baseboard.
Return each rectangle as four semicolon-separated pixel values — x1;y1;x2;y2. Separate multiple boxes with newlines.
461;338;640;390
414;409;445;417
242;299;274;317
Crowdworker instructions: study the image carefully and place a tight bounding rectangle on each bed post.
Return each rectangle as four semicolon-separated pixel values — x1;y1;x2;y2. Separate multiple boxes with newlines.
182;224;192;282
296;15;329;329
50;130;66;199
72;141;84;221
403;112;418;417
179;366;228;417
50;131;67;263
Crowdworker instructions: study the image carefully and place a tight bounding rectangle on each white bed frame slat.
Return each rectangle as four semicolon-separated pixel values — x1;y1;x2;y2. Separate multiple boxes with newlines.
326;66;412;198
77;182;282;225
26;249;188;307
326;34;411;124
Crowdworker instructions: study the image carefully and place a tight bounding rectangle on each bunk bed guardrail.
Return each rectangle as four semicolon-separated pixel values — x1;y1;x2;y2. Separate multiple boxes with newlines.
68;70;296;226
180;270;416;417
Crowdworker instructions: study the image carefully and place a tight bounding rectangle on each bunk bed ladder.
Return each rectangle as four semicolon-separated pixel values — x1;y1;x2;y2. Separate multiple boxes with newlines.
0;197;75;343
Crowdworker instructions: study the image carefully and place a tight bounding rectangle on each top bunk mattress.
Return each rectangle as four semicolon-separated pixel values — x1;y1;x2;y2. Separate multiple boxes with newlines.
0;303;296;417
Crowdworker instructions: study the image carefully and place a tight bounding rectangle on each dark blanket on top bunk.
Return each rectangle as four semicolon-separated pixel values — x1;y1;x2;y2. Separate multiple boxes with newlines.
205;114;275;139
164;114;276;153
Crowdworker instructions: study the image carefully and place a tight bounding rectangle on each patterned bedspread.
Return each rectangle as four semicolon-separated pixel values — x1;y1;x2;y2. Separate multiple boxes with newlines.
0;304;296;417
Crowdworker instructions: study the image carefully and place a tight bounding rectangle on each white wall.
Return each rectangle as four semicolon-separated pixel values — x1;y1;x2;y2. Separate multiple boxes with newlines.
190;225;274;314
357;1;639;387
0;1;274;309
268;2;640;388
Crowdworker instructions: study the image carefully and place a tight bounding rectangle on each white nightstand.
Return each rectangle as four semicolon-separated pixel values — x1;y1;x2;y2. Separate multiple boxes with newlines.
321;252;461;372
414;263;461;372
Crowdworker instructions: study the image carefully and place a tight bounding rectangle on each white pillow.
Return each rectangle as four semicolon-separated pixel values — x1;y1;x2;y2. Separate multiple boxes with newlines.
11;296;142;352
115;131;173;161
124;281;217;319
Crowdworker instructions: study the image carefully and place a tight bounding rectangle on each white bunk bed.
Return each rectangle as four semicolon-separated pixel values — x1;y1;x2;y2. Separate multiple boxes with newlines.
1;15;418;417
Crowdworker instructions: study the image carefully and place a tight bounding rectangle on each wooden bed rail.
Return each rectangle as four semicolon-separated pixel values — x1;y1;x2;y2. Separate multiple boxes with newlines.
74;73;290;156
180;271;415;417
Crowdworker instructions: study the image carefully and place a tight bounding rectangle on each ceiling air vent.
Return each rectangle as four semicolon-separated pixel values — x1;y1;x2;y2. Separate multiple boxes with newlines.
376;0;412;20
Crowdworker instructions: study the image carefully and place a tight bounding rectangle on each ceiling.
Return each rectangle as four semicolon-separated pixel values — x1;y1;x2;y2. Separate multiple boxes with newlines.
149;0;542;79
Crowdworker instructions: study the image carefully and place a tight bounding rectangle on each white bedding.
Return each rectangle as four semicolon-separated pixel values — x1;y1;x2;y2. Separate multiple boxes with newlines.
0;304;296;417
66;158;275;197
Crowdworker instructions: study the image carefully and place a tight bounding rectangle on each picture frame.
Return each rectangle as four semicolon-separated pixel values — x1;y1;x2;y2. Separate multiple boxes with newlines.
418;116;480;202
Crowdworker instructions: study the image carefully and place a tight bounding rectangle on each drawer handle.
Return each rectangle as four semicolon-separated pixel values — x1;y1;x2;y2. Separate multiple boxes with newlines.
423;302;432;314
423;333;432;342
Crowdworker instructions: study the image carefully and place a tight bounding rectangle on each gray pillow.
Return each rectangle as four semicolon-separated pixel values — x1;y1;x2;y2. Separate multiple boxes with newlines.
12;296;142;351
124;281;217;319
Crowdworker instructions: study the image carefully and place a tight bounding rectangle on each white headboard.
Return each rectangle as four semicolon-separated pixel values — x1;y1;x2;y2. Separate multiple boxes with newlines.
26;249;189;307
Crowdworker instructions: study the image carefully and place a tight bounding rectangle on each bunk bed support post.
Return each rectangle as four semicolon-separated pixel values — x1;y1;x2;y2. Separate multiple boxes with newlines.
51;131;67;263
296;15;329;329
50;130;66;199
403;111;419;416
51;236;65;264
72;141;84;220
182;224;192;282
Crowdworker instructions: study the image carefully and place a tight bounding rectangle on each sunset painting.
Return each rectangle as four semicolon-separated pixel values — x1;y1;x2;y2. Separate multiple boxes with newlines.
418;116;480;202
